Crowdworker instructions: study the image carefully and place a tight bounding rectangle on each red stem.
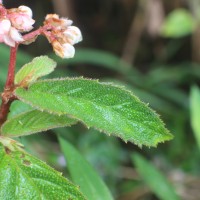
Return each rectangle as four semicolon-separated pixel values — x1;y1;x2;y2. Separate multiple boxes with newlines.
22;27;43;41
0;101;13;126
22;25;52;42
5;44;18;89
0;25;52;128
0;44;18;127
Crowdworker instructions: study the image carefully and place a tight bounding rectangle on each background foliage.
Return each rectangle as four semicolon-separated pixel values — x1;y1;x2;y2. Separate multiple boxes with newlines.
1;0;200;199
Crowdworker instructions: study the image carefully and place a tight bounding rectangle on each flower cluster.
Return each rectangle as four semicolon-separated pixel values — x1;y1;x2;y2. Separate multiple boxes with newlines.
44;14;82;58
0;3;82;59
0;5;35;47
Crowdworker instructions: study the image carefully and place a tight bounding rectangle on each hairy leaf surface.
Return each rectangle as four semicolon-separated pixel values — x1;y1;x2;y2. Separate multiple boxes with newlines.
15;56;56;85
0;140;85;200
8;100;33;119
2;110;77;137
59;137;113;200
15;78;173;146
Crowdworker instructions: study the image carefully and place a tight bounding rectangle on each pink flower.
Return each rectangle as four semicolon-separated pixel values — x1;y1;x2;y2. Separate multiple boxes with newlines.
8;6;35;32
0;5;35;47
0;19;23;47
0;19;11;35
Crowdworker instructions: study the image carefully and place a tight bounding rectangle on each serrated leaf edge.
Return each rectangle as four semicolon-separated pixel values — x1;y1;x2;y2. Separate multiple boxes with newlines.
0;144;86;199
15;55;56;85
15;77;173;147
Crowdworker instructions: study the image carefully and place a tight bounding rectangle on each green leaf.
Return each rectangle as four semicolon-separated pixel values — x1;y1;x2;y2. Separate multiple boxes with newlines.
160;9;196;38
58;136;113;200
15;78;173;147
15;56;56;85
190;85;200;148
8;100;33;119
1;109;77;137
0;44;33;90
0;137;85;200
132;153;179;200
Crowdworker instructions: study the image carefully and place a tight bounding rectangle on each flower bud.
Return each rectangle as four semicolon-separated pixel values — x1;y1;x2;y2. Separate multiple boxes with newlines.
18;6;33;18
52;40;75;58
44;14;82;59
62;43;75;58
64;26;82;45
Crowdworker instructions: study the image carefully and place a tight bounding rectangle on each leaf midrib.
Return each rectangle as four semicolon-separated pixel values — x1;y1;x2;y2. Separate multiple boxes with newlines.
33;89;163;136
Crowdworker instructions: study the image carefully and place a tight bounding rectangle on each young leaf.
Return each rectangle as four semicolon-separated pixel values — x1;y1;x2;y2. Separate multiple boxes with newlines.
15;78;173;147
160;9;196;38
58;136;113;200
132;153;179;200
0;138;85;200
190;85;200;148
1;110;77;137
15;56;56;86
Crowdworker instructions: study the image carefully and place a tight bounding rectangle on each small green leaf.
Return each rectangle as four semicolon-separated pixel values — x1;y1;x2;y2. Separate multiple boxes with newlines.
58;136;113;200
15;56;56;85
160;9;196;38
190;85;200;148
132;153;179;200
1;109;77;137
0;137;85;200
15;78;173;147
8;100;33;119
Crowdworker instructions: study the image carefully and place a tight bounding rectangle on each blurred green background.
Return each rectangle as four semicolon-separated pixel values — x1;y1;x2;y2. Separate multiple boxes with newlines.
2;0;200;199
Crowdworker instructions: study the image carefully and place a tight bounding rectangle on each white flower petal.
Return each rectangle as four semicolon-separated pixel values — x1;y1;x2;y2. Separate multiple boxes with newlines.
0;19;11;34
61;18;73;27
20;17;35;31
63;43;75;58
3;35;15;47
64;26;82;45
10;27;24;42
18;6;33;18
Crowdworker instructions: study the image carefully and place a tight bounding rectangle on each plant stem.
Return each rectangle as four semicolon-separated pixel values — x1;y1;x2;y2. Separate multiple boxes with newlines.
0;44;18;127
22;27;43;41
5;45;18;89
22;25;52;42
0;25;52;128
0;100;13;127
